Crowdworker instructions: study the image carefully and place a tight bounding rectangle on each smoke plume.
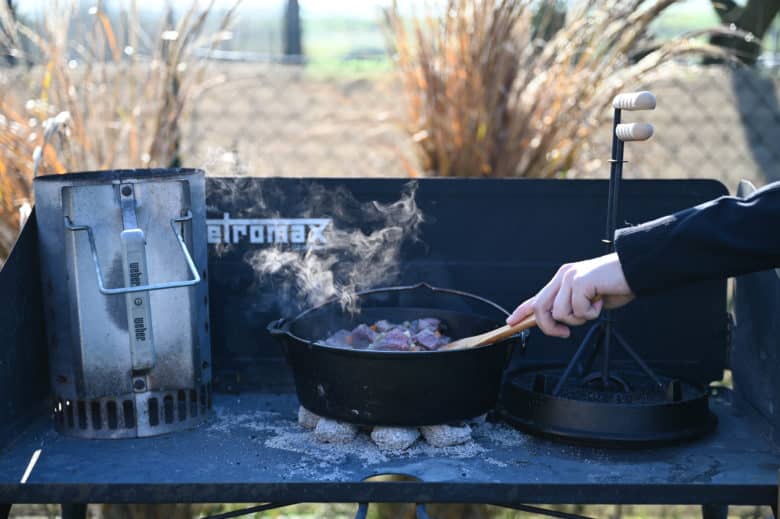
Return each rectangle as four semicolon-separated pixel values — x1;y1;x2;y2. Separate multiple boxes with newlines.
245;181;423;314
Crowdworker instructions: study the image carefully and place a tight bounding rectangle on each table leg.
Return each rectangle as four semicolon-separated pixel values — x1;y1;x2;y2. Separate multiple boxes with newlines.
61;503;87;519
775;468;780;519
701;504;728;519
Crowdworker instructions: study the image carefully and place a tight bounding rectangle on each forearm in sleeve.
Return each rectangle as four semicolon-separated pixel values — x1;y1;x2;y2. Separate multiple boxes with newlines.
614;181;780;296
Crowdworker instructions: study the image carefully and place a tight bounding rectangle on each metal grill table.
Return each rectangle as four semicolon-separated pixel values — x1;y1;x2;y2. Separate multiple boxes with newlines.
0;390;778;508
2;177;779;518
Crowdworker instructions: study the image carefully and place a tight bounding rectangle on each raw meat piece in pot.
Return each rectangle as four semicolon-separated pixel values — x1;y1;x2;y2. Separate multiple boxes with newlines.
373;320;395;332
322;318;450;352
323;329;351;348
413;328;441;350
350;324;377;349
370;328;413;351
414;318;441;332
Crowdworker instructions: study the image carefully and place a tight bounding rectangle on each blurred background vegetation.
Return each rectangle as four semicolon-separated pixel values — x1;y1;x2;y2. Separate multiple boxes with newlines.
2;1;779;518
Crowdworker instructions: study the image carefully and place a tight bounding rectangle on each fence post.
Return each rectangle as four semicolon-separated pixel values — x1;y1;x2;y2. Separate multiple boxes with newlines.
283;0;302;59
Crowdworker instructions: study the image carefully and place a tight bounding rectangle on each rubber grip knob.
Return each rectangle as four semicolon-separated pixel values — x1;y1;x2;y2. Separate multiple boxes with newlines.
612;91;656;111
615;122;654;141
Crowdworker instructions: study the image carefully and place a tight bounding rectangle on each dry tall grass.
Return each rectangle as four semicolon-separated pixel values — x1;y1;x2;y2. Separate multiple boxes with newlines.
385;0;731;178
0;0;239;259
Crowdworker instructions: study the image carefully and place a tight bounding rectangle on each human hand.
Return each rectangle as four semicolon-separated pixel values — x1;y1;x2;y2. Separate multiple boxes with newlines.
506;253;635;338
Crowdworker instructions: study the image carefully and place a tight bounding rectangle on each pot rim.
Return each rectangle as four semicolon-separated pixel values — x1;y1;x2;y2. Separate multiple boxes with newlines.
267;282;527;356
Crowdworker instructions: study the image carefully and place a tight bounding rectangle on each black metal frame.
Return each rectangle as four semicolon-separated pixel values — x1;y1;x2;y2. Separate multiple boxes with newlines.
553;107;663;394
2;176;774;518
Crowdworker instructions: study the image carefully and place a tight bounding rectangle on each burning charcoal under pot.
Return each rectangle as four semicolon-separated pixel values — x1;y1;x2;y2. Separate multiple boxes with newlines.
297;406;471;451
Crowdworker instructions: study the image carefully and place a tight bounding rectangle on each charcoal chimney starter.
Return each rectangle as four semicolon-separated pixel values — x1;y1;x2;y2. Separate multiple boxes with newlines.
34;169;211;438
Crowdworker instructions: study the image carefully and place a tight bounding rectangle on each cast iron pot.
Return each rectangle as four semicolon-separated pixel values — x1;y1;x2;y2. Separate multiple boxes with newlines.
267;283;526;426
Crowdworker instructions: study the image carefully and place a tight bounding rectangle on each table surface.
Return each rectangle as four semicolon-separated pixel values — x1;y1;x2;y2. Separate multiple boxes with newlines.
1;389;778;506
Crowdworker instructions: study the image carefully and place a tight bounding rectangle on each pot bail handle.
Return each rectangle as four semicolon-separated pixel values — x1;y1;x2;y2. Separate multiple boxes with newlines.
267;318;289;335
63;213;201;295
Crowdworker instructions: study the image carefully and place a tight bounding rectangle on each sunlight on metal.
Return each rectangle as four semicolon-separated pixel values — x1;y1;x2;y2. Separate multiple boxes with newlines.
19;449;41;484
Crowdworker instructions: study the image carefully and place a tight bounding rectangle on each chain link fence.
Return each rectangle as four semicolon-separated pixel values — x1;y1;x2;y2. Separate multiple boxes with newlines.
614;63;780;188
183;58;780;191
183;61;412;179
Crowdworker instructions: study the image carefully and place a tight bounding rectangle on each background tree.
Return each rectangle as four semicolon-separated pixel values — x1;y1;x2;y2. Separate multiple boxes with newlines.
709;0;780;65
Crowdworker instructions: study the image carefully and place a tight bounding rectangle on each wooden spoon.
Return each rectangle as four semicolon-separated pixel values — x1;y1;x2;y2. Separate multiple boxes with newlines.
440;296;602;351
439;315;537;351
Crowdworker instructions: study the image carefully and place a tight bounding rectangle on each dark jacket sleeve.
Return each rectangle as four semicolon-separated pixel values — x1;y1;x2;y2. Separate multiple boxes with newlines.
614;181;780;296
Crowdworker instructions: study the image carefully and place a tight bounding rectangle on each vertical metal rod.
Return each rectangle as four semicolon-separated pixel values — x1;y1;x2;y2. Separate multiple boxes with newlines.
599;107;624;385
605;107;623;254
552;321;603;396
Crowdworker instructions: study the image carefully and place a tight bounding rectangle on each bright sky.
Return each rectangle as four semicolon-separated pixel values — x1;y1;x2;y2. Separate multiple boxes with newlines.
17;0;391;19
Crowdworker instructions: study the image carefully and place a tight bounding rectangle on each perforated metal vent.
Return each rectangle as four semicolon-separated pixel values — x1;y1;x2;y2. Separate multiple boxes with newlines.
53;383;211;439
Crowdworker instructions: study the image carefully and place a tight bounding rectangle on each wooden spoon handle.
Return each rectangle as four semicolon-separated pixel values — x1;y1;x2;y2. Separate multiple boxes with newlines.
439;315;536;351
440;295;602;351
472;315;537;347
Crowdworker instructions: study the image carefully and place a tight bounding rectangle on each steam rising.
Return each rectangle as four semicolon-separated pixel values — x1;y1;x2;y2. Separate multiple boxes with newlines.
245;181;423;314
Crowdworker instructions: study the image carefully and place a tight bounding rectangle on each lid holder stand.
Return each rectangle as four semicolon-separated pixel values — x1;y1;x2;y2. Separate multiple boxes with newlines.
551;91;670;398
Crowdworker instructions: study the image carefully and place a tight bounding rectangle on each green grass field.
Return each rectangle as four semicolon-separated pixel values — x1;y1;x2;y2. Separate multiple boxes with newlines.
244;1;778;78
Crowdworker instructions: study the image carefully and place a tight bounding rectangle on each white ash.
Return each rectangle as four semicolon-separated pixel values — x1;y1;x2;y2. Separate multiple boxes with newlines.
420;424;472;447
204;400;529;483
314;418;358;444
298;406;321;429
473;420;528;448
370;426;420;451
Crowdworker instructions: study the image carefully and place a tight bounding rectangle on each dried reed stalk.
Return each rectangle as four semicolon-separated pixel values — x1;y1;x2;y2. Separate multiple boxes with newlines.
385;0;731;178
0;0;239;259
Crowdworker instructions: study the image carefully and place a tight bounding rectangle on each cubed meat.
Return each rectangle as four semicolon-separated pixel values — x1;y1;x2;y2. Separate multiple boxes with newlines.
373;320;395;332
350;324;377;349
413;328;441;350
370;328;413;351
413;318;441;332
322;317;450;352
323;329;352;348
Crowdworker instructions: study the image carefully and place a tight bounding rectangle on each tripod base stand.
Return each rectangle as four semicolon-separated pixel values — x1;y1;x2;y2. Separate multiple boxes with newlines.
551;310;664;397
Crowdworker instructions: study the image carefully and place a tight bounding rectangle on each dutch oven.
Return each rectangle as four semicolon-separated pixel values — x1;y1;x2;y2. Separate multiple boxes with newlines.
267;283;526;426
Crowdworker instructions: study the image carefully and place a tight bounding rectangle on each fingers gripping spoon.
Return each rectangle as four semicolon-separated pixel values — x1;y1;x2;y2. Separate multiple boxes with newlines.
440;296;602;351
